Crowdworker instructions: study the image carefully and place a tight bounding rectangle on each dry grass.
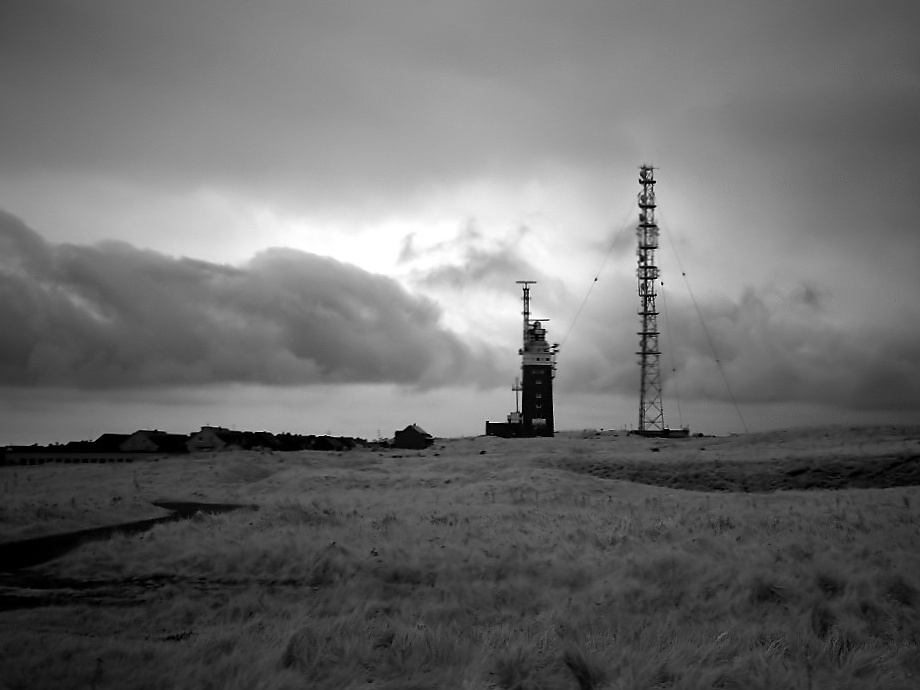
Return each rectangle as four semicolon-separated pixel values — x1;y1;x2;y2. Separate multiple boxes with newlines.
1;427;919;689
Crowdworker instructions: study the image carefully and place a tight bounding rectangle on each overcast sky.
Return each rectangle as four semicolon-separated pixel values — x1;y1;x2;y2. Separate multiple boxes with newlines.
2;0;919;443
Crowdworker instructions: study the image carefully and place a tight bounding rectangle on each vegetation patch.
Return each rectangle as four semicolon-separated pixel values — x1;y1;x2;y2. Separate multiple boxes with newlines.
554;453;920;492
1;427;919;688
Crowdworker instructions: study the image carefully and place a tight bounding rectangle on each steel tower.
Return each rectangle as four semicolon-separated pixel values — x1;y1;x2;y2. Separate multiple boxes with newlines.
636;165;665;433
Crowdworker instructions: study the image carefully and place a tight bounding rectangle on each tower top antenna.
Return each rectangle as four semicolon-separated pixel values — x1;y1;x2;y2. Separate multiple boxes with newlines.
517;281;536;344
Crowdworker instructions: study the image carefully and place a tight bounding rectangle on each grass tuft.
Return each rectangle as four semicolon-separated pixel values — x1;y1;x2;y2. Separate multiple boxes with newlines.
815;570;846;599
748;574;789;606
494;644;537;690
883;572;917;607
561;640;608;690
809;602;837;640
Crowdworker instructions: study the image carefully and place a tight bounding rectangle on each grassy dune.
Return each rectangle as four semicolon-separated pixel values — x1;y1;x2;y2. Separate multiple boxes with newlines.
1;427;919;689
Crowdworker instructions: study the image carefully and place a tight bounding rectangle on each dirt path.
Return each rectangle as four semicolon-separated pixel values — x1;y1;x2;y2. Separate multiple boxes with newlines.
0;502;257;570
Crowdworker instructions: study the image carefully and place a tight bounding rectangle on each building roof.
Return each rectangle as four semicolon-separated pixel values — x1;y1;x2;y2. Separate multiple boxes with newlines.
93;433;131;452
398;424;432;438
147;432;190;453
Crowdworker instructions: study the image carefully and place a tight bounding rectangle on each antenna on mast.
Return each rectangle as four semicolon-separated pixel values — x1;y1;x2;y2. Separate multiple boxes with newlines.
516;280;536;347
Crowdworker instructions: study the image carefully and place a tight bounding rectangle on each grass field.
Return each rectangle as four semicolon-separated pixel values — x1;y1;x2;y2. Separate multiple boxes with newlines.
1;426;919;689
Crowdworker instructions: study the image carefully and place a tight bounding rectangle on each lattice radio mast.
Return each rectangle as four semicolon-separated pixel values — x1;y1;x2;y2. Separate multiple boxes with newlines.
636;165;665;434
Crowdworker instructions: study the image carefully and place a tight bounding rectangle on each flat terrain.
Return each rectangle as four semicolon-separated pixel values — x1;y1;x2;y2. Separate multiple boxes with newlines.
1;425;919;689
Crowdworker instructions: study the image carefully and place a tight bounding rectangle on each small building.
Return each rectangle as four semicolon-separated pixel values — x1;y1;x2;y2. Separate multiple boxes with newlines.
312;435;346;452
244;431;282;451
93;433;131;452
186;426;246;453
392;424;434;450
484;421;520;438
121;430;189;453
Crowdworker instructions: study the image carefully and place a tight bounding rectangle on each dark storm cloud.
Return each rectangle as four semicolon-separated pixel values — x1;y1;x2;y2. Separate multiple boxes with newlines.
556;275;920;411
688;80;920;245
1;0;607;205
5;4;917;155
0;211;500;388
668;284;920;410
3;0;918;222
0;0;692;207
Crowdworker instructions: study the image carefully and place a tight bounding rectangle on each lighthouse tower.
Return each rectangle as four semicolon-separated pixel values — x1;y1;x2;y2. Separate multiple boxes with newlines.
517;281;557;437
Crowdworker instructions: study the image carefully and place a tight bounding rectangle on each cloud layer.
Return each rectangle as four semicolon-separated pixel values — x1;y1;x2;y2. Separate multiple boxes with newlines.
5;1;915;216
0;211;499;388
1;1;919;440
556;275;920;412
669;285;920;410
